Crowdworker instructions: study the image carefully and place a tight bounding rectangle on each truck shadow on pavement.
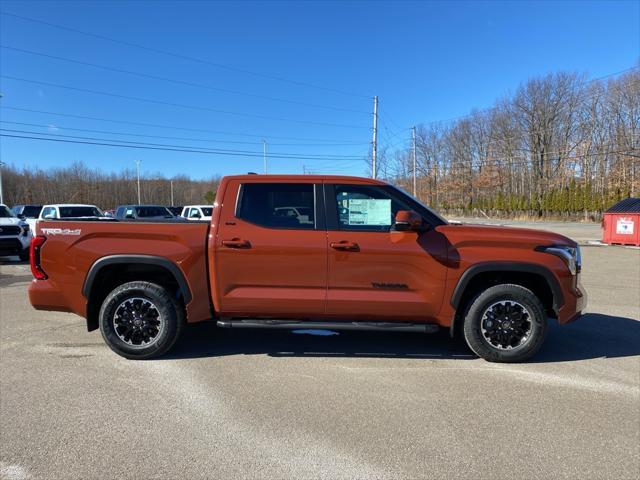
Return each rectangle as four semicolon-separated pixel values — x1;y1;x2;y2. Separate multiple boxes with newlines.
532;313;640;363
166;313;640;362
168;325;474;360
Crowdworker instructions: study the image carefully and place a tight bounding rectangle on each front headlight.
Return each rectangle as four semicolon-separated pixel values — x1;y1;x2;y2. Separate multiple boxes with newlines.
20;224;30;237
537;245;581;275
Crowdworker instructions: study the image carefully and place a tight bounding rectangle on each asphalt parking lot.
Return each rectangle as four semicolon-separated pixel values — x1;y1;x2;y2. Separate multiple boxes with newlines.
1;223;639;479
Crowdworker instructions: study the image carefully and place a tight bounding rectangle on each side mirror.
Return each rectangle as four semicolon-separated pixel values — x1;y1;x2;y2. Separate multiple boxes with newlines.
18;214;26;220
394;210;423;232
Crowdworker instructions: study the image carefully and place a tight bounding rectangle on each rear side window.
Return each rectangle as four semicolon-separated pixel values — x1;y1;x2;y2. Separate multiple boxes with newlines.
135;206;172;218
237;183;315;229
59;206;102;218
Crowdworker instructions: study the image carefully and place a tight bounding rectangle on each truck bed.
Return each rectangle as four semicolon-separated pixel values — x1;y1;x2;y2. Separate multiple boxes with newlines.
30;219;212;324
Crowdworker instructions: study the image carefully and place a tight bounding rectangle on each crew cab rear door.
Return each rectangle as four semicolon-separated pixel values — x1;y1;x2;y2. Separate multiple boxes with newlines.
324;183;447;321
214;180;327;316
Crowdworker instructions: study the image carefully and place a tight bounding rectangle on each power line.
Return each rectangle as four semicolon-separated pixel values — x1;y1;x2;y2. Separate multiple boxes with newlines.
0;120;367;147
3;133;634;174
0;75;368;129
0;10;372;99
0;106;367;143
0;130;369;160
0;45;370;115
0;128;367;158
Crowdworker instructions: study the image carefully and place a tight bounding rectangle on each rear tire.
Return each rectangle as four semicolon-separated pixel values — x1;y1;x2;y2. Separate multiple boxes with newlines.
463;284;547;363
99;281;185;359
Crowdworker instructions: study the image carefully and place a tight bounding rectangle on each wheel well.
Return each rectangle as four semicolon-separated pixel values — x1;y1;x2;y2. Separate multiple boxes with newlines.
86;263;184;332
451;271;556;338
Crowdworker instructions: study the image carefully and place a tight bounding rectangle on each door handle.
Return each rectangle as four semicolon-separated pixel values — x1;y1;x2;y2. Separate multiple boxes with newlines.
330;241;360;252
222;238;251;249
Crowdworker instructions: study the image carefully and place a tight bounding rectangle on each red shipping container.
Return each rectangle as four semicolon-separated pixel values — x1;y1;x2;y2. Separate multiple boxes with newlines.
602;198;640;247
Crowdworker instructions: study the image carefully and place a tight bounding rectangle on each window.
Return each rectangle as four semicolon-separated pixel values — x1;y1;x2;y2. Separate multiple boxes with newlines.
237;183;315;229
0;206;13;218
189;208;201;218
135;206;172;218
201;207;213;216
21;206;42;218
41;207;57;219
332;185;418;232
59;206;103;218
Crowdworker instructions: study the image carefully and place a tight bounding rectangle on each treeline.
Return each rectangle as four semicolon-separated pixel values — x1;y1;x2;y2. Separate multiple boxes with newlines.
378;68;639;220
2;161;220;209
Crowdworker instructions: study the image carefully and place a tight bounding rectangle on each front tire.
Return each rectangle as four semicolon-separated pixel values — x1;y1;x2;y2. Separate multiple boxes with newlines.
99;281;185;359
463;284;547;363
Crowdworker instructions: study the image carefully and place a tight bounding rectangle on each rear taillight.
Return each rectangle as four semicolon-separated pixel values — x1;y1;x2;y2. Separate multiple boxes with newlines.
30;235;47;280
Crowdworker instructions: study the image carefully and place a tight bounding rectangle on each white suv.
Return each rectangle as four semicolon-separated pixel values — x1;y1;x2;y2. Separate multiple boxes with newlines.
180;205;213;221
0;204;32;261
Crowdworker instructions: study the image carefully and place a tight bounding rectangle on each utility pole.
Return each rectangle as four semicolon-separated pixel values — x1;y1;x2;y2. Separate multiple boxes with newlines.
263;140;268;174
170;180;174;206
371;96;378;179
0;161;4;204
412;126;417;197
135;160;141;204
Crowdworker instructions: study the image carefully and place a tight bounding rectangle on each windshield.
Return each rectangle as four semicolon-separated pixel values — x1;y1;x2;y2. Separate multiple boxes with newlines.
59;206;103;218
21;206;42;218
0;206;15;218
135;206;173;218
201;207;213;216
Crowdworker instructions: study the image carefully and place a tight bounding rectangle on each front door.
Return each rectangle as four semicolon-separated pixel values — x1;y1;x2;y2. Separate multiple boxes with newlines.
214;180;327;317
325;183;448;321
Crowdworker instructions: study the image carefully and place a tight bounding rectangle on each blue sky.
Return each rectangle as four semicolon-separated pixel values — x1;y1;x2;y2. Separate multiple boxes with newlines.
0;0;638;179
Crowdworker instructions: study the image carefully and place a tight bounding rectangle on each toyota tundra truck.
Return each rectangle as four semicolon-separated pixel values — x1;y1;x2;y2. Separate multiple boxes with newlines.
28;175;586;362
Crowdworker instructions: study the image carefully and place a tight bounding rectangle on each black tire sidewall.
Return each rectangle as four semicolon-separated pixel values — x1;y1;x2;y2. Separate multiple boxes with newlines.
463;284;547;363
99;281;183;359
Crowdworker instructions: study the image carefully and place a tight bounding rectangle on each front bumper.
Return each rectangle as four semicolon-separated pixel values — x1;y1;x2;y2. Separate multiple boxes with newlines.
0;236;30;255
557;276;587;324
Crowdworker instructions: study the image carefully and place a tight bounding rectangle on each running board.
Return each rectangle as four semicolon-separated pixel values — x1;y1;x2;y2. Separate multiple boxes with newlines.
216;319;440;333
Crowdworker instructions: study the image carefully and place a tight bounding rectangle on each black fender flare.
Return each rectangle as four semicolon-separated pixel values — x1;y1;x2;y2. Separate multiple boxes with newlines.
449;262;564;336
82;254;192;303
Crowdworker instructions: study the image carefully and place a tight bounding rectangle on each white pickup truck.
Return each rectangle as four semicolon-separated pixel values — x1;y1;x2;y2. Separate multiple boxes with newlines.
180;205;213;221
39;204;104;220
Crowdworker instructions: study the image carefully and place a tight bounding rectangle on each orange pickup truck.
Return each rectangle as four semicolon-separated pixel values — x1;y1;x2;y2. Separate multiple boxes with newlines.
28;174;586;362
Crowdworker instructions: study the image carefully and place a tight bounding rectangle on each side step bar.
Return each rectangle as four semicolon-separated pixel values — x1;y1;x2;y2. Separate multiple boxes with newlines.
216;319;440;334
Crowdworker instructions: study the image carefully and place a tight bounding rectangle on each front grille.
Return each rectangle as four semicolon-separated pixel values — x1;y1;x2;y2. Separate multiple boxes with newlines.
0;226;21;236
0;238;22;254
